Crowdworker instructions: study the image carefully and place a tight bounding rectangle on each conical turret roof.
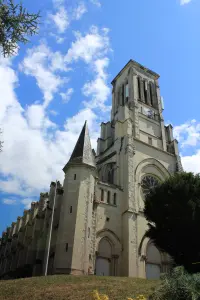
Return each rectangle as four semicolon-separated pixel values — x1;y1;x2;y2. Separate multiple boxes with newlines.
63;121;96;172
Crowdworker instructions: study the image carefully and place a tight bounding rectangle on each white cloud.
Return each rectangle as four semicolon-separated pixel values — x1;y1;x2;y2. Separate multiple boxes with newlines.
82;58;110;111
52;0;65;7
19;43;67;108
49;110;59;116
48;1;87;37
48;6;69;33
65;26;110;64
2;198;17;205
0;25;111;209
180;0;192;5
26;104;56;129
55;36;65;44
60;88;74;103
173;120;200;148
90;0;101;7
173;120;200;174
181;151;200;173
64;26;111;111
49;33;65;44
20;199;33;209
50;51;69;72
0;55;100;199
73;2;87;20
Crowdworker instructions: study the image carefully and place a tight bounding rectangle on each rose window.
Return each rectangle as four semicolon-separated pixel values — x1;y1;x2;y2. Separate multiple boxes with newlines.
141;175;159;198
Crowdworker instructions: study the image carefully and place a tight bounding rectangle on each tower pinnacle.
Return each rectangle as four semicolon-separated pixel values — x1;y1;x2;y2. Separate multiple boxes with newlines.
63;121;96;172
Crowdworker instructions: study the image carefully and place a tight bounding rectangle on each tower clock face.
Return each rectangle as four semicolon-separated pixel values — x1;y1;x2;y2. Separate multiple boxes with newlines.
141;175;159;198
143;107;155;119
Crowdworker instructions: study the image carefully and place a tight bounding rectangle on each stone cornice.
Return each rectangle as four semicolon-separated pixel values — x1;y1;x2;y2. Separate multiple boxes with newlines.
133;137;175;157
96;151;116;165
139;129;162;140
97;180;122;191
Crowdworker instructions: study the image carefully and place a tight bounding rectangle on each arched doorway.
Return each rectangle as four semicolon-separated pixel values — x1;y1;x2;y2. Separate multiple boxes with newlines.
146;242;161;279
95;238;112;276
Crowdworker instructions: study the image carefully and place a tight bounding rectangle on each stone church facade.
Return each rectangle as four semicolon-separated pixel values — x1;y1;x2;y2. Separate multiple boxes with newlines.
0;60;183;280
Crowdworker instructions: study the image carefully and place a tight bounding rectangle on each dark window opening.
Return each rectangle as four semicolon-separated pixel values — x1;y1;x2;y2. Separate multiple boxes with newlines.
137;77;141;100
144;81;148;103
66;243;68;252
108;168;114;184
121;84;124;106
88;227;90;238
113;193;117;205
101;189;104;202
148;137;152;146
70;206;72;213
150;83;154;106
74;174;76;180
125;83;129;102
107;191;110;204
106;217;110;222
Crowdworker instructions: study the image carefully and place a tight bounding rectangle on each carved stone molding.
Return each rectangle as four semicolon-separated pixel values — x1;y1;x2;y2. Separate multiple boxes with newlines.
141;254;147;261
128;100;135;110
125;144;136;156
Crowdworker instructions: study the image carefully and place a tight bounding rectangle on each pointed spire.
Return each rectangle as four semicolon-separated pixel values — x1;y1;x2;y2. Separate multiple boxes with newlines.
63;121;96;172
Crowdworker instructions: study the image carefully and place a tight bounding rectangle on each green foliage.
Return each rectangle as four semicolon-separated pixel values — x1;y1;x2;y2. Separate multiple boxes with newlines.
0;0;40;56
144;172;200;273
150;266;200;300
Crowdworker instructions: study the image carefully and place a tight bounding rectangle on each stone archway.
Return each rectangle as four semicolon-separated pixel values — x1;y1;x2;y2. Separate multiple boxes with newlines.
138;237;172;279
146;242;161;279
95;238;112;276
95;230;122;276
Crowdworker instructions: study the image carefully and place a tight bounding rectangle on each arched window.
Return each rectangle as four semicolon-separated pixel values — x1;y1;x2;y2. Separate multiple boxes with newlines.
102;163;115;184
137;77;141;100
113;193;117;206
125;81;129;102
141;175;159;199
107;191;110;204
108;168;114;184
121;84;125;106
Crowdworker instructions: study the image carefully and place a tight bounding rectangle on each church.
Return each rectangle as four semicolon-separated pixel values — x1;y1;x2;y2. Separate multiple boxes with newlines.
0;59;183;280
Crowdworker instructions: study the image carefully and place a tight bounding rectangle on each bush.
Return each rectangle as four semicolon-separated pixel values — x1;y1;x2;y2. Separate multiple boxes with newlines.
92;290;147;300
150;266;200;300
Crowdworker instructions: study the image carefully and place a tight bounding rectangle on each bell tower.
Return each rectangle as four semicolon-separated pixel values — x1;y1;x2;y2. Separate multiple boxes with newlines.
111;60;167;150
110;59;183;172
96;59;182;277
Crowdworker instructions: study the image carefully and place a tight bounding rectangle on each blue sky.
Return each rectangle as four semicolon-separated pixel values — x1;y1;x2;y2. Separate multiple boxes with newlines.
0;0;200;233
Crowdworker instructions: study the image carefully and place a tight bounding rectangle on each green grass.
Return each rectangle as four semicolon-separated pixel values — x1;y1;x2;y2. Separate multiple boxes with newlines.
0;275;159;300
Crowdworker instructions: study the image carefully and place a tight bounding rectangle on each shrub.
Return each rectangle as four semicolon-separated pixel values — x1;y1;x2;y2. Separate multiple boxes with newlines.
92;290;147;300
150;266;200;300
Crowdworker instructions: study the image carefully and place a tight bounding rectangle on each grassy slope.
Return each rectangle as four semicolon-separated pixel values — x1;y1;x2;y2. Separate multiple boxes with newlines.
0;275;158;300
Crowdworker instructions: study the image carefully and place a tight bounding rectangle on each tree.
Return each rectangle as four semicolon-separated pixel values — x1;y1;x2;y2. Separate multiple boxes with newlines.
144;172;200;273
0;0;40;57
